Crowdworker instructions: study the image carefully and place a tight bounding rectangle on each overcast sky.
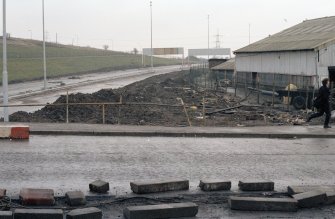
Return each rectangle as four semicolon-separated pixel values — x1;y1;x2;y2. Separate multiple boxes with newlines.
2;0;335;53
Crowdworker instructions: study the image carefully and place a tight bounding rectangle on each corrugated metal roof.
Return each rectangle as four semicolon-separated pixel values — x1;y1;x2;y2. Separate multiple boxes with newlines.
235;16;335;53
211;58;235;70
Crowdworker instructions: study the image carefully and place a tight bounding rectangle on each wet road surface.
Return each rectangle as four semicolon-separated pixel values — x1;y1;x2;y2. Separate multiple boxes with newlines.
0;136;334;197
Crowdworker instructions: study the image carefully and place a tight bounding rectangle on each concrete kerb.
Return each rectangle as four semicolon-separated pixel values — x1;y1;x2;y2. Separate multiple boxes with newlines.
66;207;102;219
228;196;298;212
0;125;29;139
0;211;12;219
14;209;63;219
25;123;335;139
292;190;328;208
130;179;189;194
123;202;198;219
29;130;335;139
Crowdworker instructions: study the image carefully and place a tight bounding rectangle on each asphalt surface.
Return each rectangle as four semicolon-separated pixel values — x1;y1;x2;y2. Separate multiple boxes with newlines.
1;136;334;196
1;135;335;218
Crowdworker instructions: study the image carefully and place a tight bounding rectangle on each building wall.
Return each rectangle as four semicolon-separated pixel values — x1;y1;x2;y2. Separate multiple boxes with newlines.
236;44;335;87
317;43;335;81
236;50;316;76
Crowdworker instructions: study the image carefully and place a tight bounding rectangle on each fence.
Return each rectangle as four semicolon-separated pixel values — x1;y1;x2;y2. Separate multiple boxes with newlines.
189;64;330;111
0;93;192;126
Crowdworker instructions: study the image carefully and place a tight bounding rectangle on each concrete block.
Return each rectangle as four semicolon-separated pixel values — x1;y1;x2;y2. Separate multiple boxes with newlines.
0;127;11;139
14;209;63;219
292;190;327;208
238;180;274;191
0;189;6;199
19;188;55;206
199;180;231;191
89;180;109;193
325;191;335;205
130;179;189;194
0;125;29;139
287;185;335;195
228;196;298;212
123;202;198;219
65;191;86;206
66;207;102;219
10;126;29;139
0;211;12;219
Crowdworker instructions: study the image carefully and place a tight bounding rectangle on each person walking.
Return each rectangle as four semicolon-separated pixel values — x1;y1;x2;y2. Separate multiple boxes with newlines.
307;78;331;128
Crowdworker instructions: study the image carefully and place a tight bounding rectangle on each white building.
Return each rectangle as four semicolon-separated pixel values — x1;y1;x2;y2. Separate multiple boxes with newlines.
234;16;335;89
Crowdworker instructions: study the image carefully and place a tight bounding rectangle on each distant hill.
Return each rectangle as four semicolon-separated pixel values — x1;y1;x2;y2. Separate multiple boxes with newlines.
0;37;181;83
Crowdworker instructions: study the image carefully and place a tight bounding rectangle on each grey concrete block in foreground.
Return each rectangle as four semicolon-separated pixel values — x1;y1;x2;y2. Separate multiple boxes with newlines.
287;185;335;195
130;179;189;194
325;191;335;205
123;202;198;219
66;207;102;219
228;196;298;212
14;209;63;219
292;190;327;208
65;191;86;206
0;211;12;219
199;180;231;191
89;180;109;193
238;180;274;191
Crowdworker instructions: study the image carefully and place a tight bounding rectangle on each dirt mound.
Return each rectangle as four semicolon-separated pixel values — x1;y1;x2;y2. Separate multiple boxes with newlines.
10;70;322;127
10;71;214;126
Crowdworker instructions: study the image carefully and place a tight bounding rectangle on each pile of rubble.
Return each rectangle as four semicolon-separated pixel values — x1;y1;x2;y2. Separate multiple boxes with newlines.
10;71;325;126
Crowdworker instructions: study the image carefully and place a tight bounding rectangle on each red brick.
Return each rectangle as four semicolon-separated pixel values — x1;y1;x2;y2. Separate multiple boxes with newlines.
20;188;55;206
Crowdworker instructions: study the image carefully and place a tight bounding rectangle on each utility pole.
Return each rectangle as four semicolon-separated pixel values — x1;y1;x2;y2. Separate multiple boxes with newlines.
2;0;9;122
56;32;58;44
150;1;154;72
215;30;223;48
42;0;47;90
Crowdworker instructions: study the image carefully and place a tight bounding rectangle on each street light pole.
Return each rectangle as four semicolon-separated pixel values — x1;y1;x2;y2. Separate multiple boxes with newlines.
2;0;9;122
42;0;47;89
150;1;153;72
28;30;32;40
208;15;210;61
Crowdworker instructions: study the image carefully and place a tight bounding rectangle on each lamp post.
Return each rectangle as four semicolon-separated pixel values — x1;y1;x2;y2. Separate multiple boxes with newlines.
207;15;210;61
150;1;153;72
2;0;9;122
42;0;47;89
28;30;32;40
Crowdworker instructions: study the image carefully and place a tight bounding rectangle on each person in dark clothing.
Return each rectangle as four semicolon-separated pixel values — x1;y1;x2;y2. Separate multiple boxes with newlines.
307;78;331;128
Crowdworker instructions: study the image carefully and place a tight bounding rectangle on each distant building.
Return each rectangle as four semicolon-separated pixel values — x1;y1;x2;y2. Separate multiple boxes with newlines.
234;16;335;89
211;58;235;83
208;58;228;69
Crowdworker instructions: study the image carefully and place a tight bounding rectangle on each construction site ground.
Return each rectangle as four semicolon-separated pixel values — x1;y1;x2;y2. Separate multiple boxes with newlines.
9;70;334;127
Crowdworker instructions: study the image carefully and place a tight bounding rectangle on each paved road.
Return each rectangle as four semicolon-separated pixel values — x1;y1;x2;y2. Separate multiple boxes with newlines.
0;65;185;116
1;136;334;196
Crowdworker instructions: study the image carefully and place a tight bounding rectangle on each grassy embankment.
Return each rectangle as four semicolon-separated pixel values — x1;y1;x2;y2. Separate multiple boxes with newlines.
0;38;181;83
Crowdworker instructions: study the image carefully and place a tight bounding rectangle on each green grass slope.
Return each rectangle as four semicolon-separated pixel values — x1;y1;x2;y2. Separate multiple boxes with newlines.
0;38;181;83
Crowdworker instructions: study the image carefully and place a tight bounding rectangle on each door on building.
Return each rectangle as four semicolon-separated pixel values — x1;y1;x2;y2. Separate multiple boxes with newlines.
329;67;335;89
252;72;258;88
329;67;335;109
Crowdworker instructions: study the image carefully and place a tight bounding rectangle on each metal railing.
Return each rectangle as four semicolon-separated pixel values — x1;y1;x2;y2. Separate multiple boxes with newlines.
0;93;193;126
